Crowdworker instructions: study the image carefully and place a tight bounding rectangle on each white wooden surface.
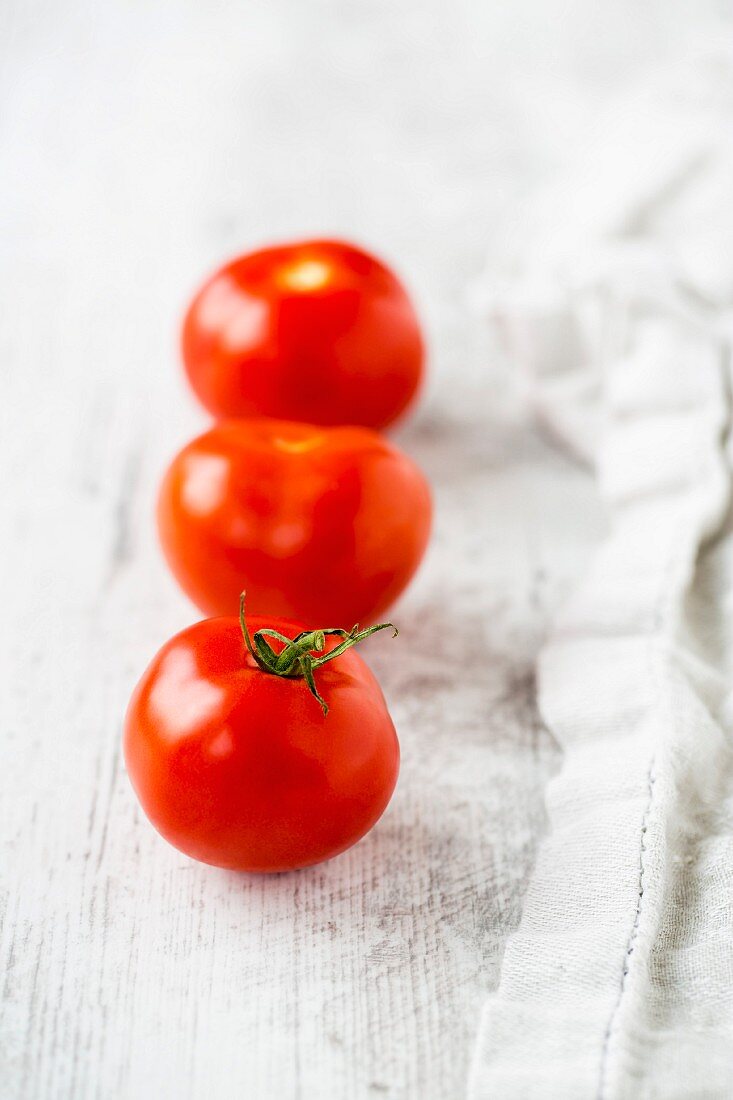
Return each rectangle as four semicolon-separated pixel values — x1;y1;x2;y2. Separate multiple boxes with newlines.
1;2;712;1097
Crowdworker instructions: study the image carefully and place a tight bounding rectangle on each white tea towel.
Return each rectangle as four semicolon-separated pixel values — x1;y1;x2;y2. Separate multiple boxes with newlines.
470;40;733;1099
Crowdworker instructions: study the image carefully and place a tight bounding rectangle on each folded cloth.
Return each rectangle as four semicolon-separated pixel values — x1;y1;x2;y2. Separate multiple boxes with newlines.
470;39;733;1099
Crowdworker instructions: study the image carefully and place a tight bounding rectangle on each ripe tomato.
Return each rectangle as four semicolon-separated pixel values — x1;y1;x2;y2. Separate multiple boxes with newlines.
124;605;400;871
157;418;432;626
181;239;425;430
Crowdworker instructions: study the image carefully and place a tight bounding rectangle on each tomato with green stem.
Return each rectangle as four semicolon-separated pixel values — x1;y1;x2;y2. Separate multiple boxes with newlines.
124;597;400;872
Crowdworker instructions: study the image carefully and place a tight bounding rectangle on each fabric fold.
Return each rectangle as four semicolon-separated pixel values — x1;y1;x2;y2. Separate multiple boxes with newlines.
470;42;733;1100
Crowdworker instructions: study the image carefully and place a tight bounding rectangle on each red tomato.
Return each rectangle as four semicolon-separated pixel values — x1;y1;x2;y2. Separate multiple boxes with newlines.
157;418;432;626
124;608;400;871
181;239;425;429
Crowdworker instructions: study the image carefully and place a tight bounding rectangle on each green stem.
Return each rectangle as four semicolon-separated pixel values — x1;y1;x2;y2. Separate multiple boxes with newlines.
238;592;397;716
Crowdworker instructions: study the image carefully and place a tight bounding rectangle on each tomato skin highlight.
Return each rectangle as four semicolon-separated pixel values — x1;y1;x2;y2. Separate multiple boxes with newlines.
181;239;425;430
157;418;432;627
124;616;400;872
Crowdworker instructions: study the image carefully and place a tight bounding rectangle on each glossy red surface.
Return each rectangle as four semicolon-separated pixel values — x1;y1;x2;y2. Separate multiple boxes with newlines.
157;418;432;626
124;615;400;871
182;239;425;430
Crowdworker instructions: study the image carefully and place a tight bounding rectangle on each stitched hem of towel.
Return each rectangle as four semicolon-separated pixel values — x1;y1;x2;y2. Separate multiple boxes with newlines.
596;759;656;1100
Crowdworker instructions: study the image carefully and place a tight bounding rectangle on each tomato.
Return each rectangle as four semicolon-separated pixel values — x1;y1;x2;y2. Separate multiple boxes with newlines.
181;239;425;430
157;418;432;626
124;603;400;871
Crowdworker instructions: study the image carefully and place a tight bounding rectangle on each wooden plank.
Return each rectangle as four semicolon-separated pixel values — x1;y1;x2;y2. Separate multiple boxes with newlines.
0;2;606;1097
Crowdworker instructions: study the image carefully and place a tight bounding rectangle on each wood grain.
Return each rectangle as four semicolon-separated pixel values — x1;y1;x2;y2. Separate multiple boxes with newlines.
0;2;608;1096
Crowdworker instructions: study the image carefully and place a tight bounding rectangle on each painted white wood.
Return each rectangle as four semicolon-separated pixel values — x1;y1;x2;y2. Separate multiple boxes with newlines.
8;0;715;1095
